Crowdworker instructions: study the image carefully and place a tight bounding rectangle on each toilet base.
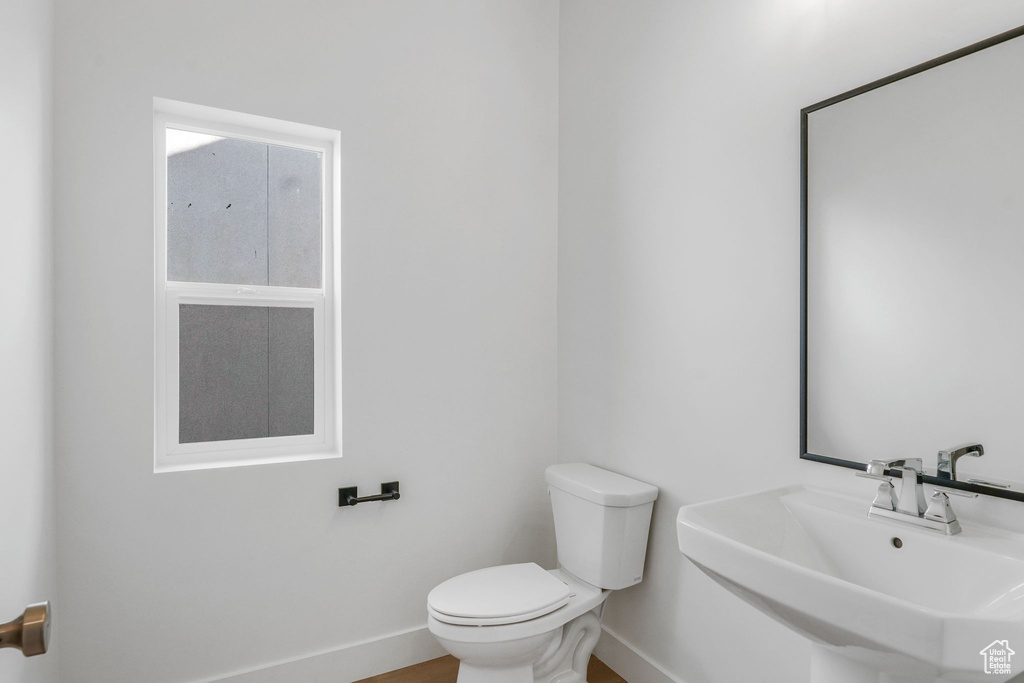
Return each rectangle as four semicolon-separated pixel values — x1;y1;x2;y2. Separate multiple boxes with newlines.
457;662;535;683
448;608;603;683
532;609;601;683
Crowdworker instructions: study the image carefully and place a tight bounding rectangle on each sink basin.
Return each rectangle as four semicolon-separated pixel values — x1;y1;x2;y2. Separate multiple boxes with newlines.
677;485;1024;682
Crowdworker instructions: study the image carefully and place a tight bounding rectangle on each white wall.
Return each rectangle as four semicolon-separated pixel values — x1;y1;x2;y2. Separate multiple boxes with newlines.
0;0;57;682
53;2;558;682
558;2;1024;681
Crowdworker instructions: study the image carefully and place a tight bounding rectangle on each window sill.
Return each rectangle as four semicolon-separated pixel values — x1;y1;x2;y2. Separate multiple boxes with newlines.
154;448;341;474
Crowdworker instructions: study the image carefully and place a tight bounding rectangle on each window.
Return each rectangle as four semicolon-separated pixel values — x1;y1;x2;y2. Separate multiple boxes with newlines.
154;99;340;472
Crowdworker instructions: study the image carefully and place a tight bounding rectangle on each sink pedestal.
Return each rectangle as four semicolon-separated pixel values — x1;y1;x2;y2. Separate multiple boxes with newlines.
810;646;880;683
810;646;935;683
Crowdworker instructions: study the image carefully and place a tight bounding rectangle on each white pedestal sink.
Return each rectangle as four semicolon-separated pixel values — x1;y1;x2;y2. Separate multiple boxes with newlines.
677;485;1024;682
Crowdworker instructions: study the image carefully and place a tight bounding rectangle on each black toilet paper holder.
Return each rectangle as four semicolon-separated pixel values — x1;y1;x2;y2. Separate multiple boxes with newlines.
339;481;400;507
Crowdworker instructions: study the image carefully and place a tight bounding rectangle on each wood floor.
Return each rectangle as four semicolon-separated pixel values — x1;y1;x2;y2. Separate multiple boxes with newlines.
356;654;626;683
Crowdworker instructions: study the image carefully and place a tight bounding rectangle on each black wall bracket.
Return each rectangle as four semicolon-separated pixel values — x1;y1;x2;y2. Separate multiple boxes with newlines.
339;481;400;507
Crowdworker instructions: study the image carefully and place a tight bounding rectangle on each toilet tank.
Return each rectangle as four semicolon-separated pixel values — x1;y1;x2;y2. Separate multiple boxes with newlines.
545;463;658;590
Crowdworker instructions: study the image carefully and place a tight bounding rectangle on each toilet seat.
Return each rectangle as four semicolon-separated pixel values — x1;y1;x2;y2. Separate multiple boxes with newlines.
427;567;607;646
427;563;571;626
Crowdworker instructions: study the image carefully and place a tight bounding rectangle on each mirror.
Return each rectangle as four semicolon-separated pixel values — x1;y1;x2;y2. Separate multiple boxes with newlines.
801;25;1024;501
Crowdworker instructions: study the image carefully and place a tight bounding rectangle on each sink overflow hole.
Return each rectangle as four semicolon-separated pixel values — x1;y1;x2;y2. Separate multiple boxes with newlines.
891;537;903;549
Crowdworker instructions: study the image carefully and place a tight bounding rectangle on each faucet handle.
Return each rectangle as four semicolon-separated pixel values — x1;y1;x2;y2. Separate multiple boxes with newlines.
859;458;921;479
861;460;891;479
857;463;892;482
871;481;899;511
924;491;959;525
856;464;897;510
857;460;895;484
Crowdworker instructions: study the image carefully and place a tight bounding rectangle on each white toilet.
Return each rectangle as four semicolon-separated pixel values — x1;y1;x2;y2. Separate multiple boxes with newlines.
427;463;658;683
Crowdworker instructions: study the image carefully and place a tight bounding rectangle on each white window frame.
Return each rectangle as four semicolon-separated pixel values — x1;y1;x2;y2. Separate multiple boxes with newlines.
153;98;341;473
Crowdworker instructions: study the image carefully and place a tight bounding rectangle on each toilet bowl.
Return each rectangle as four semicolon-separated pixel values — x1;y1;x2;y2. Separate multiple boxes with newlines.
427;463;658;683
428;564;607;683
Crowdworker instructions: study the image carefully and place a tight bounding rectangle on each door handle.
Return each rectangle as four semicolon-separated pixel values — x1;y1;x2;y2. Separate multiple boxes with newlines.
0;601;51;657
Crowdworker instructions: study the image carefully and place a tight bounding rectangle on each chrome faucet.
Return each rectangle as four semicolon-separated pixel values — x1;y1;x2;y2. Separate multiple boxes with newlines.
865;458;926;515
857;458;962;535
937;442;984;481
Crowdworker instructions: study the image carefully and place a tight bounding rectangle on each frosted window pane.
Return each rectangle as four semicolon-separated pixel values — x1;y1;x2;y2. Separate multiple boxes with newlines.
269;307;315;436
166;130;322;288
179;304;314;444
167;132;268;285
269;145;322;288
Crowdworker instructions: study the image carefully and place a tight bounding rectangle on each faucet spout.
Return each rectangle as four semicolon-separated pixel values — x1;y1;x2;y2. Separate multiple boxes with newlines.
937;443;984;481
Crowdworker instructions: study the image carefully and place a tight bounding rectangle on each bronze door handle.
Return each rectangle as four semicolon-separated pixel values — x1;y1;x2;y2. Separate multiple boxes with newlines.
0;601;50;657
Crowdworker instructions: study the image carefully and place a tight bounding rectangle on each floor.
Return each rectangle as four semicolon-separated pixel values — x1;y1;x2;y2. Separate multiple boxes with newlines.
356;655;626;683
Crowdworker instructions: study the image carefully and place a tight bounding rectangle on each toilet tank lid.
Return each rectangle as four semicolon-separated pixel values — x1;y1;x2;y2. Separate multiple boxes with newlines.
545;463;658;507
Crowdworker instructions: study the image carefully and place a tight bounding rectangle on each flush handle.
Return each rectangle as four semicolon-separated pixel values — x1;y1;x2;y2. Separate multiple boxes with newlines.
0;601;51;657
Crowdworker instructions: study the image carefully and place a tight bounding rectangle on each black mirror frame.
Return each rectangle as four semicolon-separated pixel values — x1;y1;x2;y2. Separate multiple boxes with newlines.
800;24;1024;503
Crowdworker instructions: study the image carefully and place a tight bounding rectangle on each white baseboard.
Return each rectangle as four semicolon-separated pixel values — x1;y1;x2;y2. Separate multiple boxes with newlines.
595;626;687;683
192;625;446;683
190;621;675;683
